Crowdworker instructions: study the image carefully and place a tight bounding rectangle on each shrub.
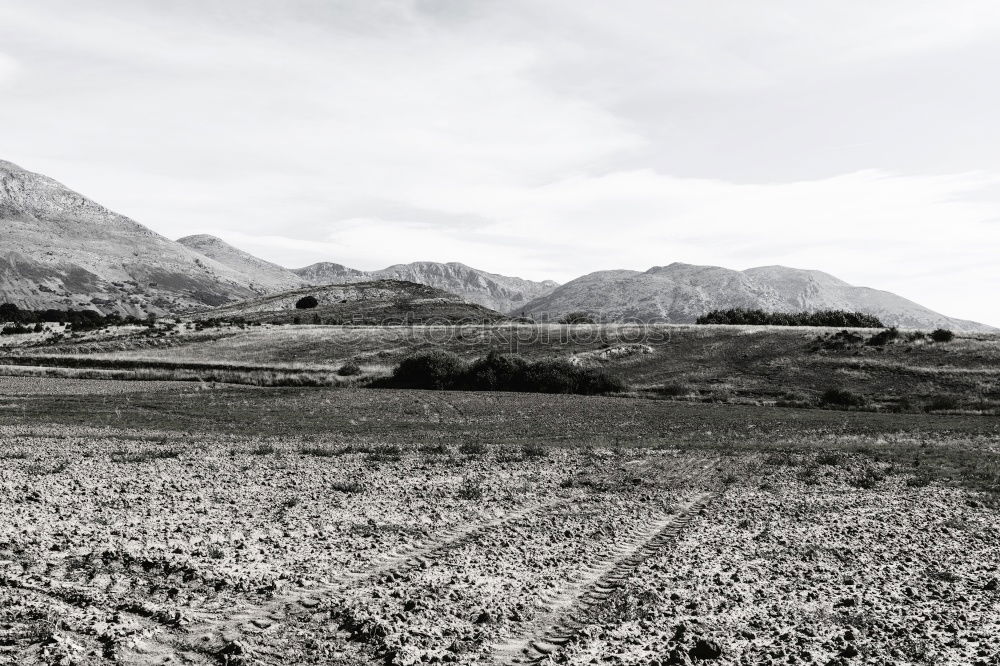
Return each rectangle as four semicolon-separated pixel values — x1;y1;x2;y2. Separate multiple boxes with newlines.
522;441;548;458
559;311;596;324
388;350;625;395
337;362;362;377
457;477;484;500
295;295;319;309
816;452;842;466
924;395;960;412
930;328;955;343
697;309;883;328
658;383;690;397
392;350;468;390
866;327;900;347
821;388;866;408
849;466;885;489
459;441;488;456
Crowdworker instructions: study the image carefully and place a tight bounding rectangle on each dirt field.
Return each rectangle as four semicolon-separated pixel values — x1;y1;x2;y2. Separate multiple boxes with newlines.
1;379;998;665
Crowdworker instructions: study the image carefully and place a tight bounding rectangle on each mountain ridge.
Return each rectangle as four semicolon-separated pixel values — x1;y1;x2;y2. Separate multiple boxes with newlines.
519;262;994;331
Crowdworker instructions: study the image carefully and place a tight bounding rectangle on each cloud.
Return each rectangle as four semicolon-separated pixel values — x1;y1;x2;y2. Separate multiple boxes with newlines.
0;52;19;87
1;1;999;324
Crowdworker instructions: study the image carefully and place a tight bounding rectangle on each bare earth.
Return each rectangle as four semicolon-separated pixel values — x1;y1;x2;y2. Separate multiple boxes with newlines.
1;411;997;666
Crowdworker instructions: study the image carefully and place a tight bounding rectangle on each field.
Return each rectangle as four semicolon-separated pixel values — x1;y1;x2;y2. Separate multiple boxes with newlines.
3;322;1000;414
1;370;999;665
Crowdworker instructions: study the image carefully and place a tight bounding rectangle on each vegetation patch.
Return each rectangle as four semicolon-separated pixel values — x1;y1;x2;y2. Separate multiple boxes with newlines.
697;309;883;327
384;350;626;395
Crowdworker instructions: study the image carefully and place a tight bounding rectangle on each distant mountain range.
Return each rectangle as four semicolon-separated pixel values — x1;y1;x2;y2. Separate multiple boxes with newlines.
292;260;559;313
0;159;994;331
519;263;991;332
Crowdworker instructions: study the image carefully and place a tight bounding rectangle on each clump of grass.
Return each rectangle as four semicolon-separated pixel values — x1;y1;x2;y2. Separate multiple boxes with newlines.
924;395;960;412
816;452;842;466
457;477;484;500
330;480;365;493
418;442;449;455
658;383;690;398
522;441;547;459
249;443;277;456
763;452;796;466
459;441;488;456
207;546;225;560
300;445;339;457
366;445;403;462
849;466;885;489
337;362;363;377
798;465;821;485
111;449;184;463
821;388;867;409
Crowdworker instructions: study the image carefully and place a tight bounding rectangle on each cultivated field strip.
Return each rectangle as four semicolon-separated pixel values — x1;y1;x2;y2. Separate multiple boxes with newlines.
176;492;583;656
490;466;720;665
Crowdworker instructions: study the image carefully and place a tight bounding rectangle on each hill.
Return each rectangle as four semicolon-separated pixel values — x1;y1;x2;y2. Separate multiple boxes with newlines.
519;262;994;332
293;261;558;313
177;234;306;292
192;279;508;324
0;160;266;315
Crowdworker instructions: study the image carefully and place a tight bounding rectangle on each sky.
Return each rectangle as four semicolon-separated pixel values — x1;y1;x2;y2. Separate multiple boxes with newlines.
2;0;1000;324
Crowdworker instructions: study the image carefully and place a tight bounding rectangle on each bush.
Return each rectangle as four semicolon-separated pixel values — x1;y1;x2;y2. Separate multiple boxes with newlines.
295;295;319;309
866;327;900;347
337;362;362;377
388;350;625;395
392;350;468;390
821;387;867;408
696;309;883;328
924;395;960;412
930;328;955;343
559;311;596;324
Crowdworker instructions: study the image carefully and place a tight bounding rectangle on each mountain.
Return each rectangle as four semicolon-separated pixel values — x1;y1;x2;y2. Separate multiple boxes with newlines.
293;260;559;313
519;262;994;332
293;262;369;285
0;160;264;315
194;279;507;325
177;234;306;292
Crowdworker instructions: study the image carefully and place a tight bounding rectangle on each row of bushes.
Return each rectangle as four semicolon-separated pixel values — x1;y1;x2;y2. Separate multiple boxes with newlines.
384;350;626;395
0;303;151;331
696;309;884;328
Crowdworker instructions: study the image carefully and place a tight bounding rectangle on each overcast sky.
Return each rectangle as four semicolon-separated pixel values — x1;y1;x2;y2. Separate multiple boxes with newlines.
2;1;1000;324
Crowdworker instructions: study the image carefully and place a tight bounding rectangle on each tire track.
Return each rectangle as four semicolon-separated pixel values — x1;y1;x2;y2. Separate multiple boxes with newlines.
174;492;583;661
489;463;720;665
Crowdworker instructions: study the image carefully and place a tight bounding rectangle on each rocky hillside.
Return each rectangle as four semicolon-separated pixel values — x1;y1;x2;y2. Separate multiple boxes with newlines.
293;262;369;285
520;262;994;332
178;234;306;292
0;160;268;315
194;279;507;325
294;261;558;313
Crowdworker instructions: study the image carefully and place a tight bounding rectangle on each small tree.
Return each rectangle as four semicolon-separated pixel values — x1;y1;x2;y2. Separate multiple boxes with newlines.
296;295;319;309
930;328;955;343
0;303;19;322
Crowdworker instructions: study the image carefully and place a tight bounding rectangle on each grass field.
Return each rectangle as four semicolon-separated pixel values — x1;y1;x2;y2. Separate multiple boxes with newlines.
4;322;1000;414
